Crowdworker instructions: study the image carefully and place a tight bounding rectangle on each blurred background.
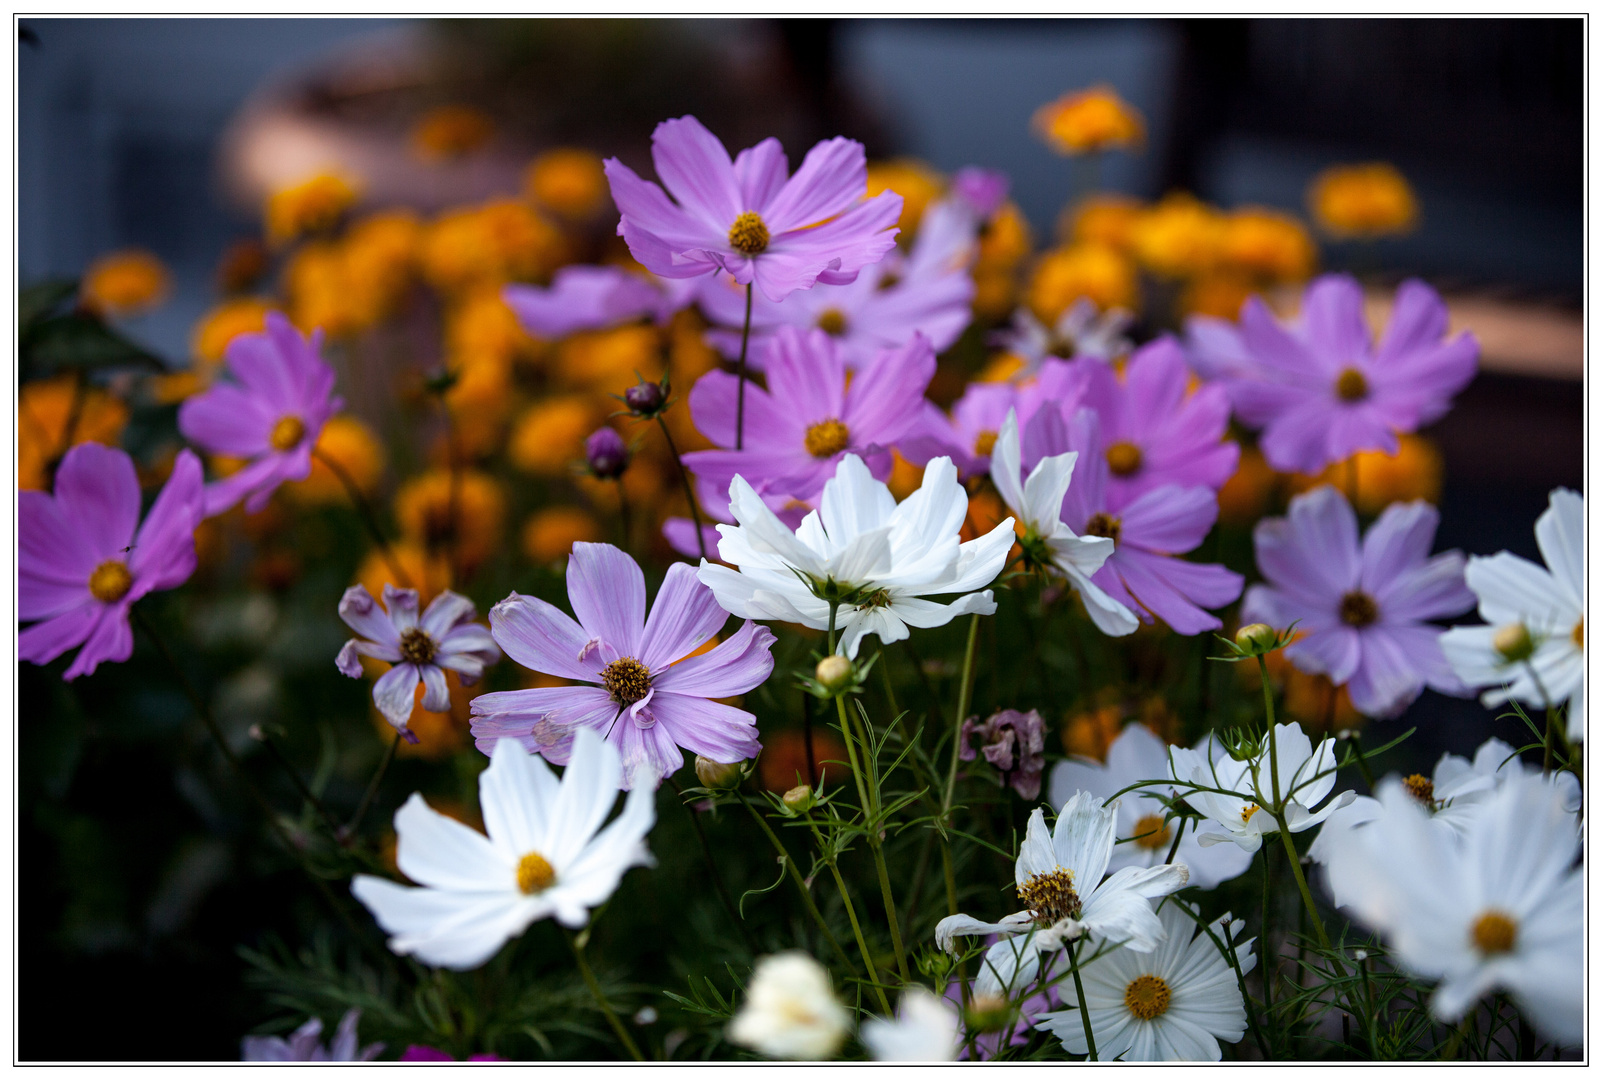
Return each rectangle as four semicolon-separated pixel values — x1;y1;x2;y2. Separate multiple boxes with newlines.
18;17;1582;1059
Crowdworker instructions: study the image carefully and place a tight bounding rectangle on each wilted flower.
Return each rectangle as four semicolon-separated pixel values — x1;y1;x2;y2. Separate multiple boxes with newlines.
605;115;902;302
1307;162;1419;239
352;731;655;970
20;444;204;681
241;1009;383;1062
1033;85;1145;154
727;951;850;1060
960;708;1047;800
81;248;169;316
861;987;962;1062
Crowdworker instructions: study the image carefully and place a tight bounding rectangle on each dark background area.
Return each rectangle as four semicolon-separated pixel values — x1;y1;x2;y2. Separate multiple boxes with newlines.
17;17;1583;1060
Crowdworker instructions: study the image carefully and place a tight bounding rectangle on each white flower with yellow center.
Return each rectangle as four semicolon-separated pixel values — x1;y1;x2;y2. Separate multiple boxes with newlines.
350;730;654;970
726;951;851;1060
1036;901;1255;1061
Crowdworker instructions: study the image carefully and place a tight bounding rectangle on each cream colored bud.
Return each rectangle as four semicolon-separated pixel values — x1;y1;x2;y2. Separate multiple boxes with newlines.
815;654;852;691
1235;622;1278;654
1492;622;1534;663
964;992;1012;1033
695;756;744;791
782;784;816;813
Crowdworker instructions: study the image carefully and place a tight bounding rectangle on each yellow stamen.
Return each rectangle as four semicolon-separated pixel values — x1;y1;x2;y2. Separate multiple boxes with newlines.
1471;910;1517;955
1573;618;1584;650
1017;867;1081;927
727;211;770;256
1403;773;1435;807
1334;367;1369;402
1105;440;1143;477
1131;813;1172;850
973;430;998;459
804;418;851;459
516;851;556;894
816;308;848;336
88;560;133;603
1085;512;1121;545
1240;803;1260;824
601;656;652;705
270;415;306;452
398;627;437;666
1124;974;1171;1020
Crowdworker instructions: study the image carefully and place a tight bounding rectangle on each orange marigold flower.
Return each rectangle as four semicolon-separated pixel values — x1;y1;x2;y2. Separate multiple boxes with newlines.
1033;85;1145;155
866;158;945;238
1180;273;1256;320
553;324;663;393
977;201;1033;272
1130;193;1224;278
1026;243;1137;324
1063;193;1145;251
411;105;495;161
357;542;453;609
286;415;384;505
1216;442;1277;526
18;374;129;490
395;469;506;573
1220;207;1317;282
508;395;602;476
420;199;566;295
521;506;604;564
524;147;608;219
265;172;360;246
1289;434;1443;516
1307;163;1419;239
192;297;275;364
81;249;170;316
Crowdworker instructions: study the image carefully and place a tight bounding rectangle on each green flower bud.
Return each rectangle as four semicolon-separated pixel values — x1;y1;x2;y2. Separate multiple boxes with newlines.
1492;622;1535;663
694;756;744;792
814;655;853;693
1234;622;1279;655
781;784;816;814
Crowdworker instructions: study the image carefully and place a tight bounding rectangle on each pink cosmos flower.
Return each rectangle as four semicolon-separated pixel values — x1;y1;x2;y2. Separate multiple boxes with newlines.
1243;485;1475;718
1191;274;1478;475
951;166;1010;219
681;326;936;508
1073;337;1238;503
469;542;776;787
20;443;204;680
502;264;690;339
336;585;502;739
178;311;342;516
604;115;903;302
901;358;1089;481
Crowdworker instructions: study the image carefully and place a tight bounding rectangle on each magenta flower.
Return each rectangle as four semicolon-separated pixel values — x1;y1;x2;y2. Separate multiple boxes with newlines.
20;443;204;680
902;358;1089;481
681;326;936;506
951;166;1010;219
503;264;687;339
1074;336;1238;503
469;542;776;787
336;585;501;739
604;115;903;302
1242;485;1475;718
178;312;342;516
1203;274;1478;475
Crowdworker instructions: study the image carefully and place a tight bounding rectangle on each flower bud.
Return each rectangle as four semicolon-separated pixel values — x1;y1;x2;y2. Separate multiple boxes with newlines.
1492;622;1534;663
585;426;629;479
623;380;665;416
782;784;816;814
694;755;743;792
964;992;1012;1033
1234;622;1278;654
814;654;852;692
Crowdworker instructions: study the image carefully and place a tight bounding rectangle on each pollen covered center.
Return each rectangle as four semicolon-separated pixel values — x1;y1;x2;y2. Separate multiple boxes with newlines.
804;418;851;459
1403;773;1436;807
1017;867;1082;926
1240;803;1261;824
1124;974;1172;1020
816;308;848;336
1086;512;1121;545
602;656;653;705
1339;590;1379;628
1471;910;1518;955
270;415;307;451
1573;617;1584;650
727;211;771;256
973;429;998;459
516;851;556;894
1334;367;1370;402
1105;440;1143;477
88;560;133;603
398;627;437;666
1131;813;1172;850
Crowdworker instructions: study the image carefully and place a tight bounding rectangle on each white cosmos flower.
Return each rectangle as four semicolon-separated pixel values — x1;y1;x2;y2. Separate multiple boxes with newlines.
1440;487;1585;740
351;730;654;970
698;453;1016;658
1037;901;1255;1061
997;297;1134;373
1320;770;1582;1046
988;407;1127;633
726;951;851;1060
335;584;501;736
860;987;963;1062
1169;722;1355;854
1049;724;1251;890
935;793;1189;998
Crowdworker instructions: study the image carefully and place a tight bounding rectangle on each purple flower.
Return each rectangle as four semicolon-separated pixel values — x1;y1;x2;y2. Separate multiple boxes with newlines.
241;1009;383;1062
337;585;501;738
604;115;903;302
1199;274;1478;475
20;443;204;680
1242;485;1475;718
951;166;1010;219
585;426;630;479
503;264;687;339
681;326;936;507
959;708;1046;800
178;311;343;516
1074;336;1238;503
469;542;776;787
901;359;1089;480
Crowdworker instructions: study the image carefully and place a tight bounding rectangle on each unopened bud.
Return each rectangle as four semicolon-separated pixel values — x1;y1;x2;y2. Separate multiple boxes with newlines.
782;784;816;813
585;427;629;479
694;755;743;792
814;654;852;692
1235;622;1278;654
965;992;1012;1033
623;381;665;416
1492;622;1534;663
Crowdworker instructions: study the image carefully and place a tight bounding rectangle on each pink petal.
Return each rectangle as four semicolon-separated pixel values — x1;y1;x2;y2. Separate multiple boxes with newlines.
686;368;794;450
649;693;763;763
567;542;647;656
1376;279;1449;362
53;442;140;562
762;136;867;233
177;383;274;457
1299;275;1371;372
18;602;99;668
488;593;602;682
840;331;937;448
128;449;204;592
651;115;742;231
470;685;618;758
62;602;134;680
652;620;776;699
638;562;729;671
1116;484;1219;556
732;137;789;210
19;489;97;586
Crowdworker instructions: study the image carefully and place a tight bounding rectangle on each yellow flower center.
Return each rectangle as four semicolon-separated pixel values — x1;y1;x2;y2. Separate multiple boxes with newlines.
398;627;437;666
1334;367;1369;403
816;308;848;336
727;211;770;256
1131;813;1172;850
1017;867;1082;927
516;851;556;894
1403;773;1436;807
1240;803;1260;824
1471;910;1518;955
270;415;307;452
804;418;851;459
1124;974;1172;1020
88;560;133;603
973;429;998;459
1339;590;1379;628
1085;512;1121;545
602;656;653;705
1105;440;1143;477
1573;618;1584;650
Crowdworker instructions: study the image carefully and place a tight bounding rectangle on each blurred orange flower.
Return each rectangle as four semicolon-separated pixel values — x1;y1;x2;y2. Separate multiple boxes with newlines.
265;172;360;246
18;374;129;490
411;105;494;161
395;469;507;573
1130;193;1224;278
1027;243;1137;323
1033;85;1145;154
285;415;384;505
1307;163;1419;239
522;506;604;564
524;147;609;219
866;158;945;238
81;249;169;316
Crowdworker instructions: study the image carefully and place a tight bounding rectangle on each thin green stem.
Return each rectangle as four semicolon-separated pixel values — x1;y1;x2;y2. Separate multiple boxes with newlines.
734;789;854;973
567;931;644;1061
667;777;754;952
253;727;344;840
1068;938;1098;1061
940;614;981;918
802;814;890;1014
313;446;413;588
347;731;402;837
1277;822;1330;950
839;694;910;983
735;282;753;450
655;416;707;561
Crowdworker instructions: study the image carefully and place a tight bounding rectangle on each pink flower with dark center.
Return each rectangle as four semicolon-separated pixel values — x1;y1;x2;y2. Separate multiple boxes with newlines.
469;542;776;787
604;115;903;302
178;311;342;516
20;443;204;680
1243;485;1475;718
681;326;936;508
336;585;502;739
1191;274;1478;475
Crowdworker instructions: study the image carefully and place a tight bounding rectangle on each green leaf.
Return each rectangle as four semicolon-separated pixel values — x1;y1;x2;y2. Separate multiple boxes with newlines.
22;311;166;379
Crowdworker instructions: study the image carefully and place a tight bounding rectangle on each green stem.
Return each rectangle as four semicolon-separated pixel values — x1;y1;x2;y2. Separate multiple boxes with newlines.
838;693;910;983
1260;843;1275;1016
735;789;854;973
313;446;413;589
347;731;402;837
802;814;890;1014
567;931;644;1061
1068;938;1098;1061
667;777;754;952
253;726;344;840
1276;821;1330;950
735;282;753;451
940;615;981;918
655;416;707;561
